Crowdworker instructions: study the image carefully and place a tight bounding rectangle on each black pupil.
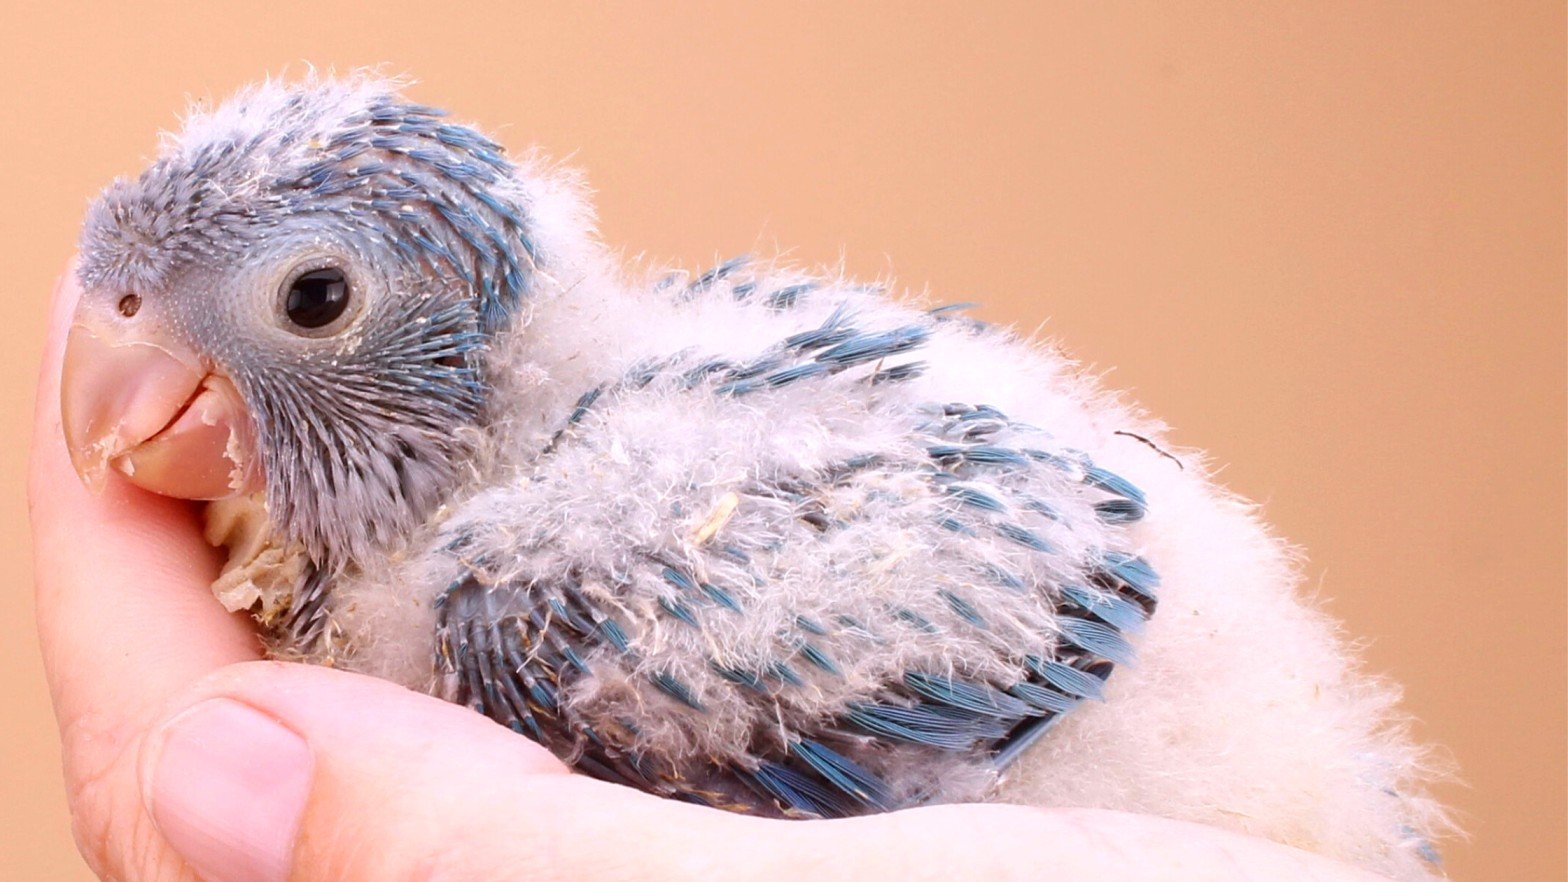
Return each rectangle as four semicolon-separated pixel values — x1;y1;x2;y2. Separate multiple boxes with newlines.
285;268;350;329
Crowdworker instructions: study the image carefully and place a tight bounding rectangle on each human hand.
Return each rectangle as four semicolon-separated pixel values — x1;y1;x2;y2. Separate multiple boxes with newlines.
31;266;1391;882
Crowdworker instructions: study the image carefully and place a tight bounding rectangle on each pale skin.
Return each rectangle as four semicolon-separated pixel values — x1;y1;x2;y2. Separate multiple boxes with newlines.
32;267;1392;882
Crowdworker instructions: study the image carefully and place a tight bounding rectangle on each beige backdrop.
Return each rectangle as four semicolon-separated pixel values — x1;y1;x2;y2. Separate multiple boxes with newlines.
1;3;1562;880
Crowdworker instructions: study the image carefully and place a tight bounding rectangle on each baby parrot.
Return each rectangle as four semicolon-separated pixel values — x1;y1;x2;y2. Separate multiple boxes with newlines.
62;76;1447;879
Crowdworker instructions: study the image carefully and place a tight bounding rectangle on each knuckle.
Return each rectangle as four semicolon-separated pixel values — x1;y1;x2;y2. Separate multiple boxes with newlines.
58;709;193;882
58;710;135;875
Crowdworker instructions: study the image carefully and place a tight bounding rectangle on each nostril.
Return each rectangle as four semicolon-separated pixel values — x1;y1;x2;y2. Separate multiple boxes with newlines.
118;294;142;318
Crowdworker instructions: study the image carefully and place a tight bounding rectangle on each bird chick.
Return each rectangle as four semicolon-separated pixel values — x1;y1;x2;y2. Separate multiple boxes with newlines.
61;75;1449;879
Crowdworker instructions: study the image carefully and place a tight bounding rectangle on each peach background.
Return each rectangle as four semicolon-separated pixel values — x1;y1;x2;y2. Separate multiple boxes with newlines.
1;3;1562;879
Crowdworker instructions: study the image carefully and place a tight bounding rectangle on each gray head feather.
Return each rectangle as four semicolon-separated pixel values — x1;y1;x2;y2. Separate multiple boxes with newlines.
77;76;556;564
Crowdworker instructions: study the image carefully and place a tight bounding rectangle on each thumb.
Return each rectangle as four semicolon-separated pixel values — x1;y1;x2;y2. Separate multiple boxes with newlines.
139;662;1393;882
139;660;800;882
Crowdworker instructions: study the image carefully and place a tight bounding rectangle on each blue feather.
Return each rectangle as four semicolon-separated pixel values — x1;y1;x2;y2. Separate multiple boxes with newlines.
798;641;842;676
700;582;743;612
1058;618;1137;666
1095;498;1146;523
903;672;1032;718
845;702;1011;750
816;325;928;367
711;662;768;693
940;589;988;627
649;671;705;710
795;614;829;635
657;595;699;628
768;661;805;687
896;608;939;633
598;619;632;653
1062;584;1150;633
746;761;852;817
991;714;1062;768
1101;553;1161;600
1025;657;1107;700
945;482;1008;512
995;521;1055;553
766;282;817;309
661;567;697;592
789;740;893;810
1008;681;1078;714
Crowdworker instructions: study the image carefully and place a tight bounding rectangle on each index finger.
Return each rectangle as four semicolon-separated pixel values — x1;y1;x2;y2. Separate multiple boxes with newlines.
29;265;259;855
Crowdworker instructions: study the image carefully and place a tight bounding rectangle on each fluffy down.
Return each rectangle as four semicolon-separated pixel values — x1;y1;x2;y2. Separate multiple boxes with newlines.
134;76;1447;879
323;261;1447;877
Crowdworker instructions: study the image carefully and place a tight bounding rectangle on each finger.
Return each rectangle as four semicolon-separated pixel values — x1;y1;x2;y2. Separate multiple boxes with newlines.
143;661;1391;882
30;265;260;876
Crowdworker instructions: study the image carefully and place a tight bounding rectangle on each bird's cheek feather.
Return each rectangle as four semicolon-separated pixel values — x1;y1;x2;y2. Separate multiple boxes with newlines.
60;316;260;500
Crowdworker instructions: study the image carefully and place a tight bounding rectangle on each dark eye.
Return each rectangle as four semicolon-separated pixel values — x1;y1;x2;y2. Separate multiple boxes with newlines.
284;267;351;330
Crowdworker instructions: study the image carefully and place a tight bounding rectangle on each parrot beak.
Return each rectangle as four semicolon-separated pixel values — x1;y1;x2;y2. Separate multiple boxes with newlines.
60;316;259;500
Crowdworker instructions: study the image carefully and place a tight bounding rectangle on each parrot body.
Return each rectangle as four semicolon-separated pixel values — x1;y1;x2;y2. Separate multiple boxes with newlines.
66;76;1448;879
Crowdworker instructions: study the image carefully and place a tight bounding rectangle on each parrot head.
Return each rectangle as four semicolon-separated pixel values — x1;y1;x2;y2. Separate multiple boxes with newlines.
61;77;552;562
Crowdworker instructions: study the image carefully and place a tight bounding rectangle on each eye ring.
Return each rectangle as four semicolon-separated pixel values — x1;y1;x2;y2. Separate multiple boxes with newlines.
279;264;354;335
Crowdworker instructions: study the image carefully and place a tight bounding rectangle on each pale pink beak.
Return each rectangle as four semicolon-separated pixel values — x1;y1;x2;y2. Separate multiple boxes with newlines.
61;318;259;500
